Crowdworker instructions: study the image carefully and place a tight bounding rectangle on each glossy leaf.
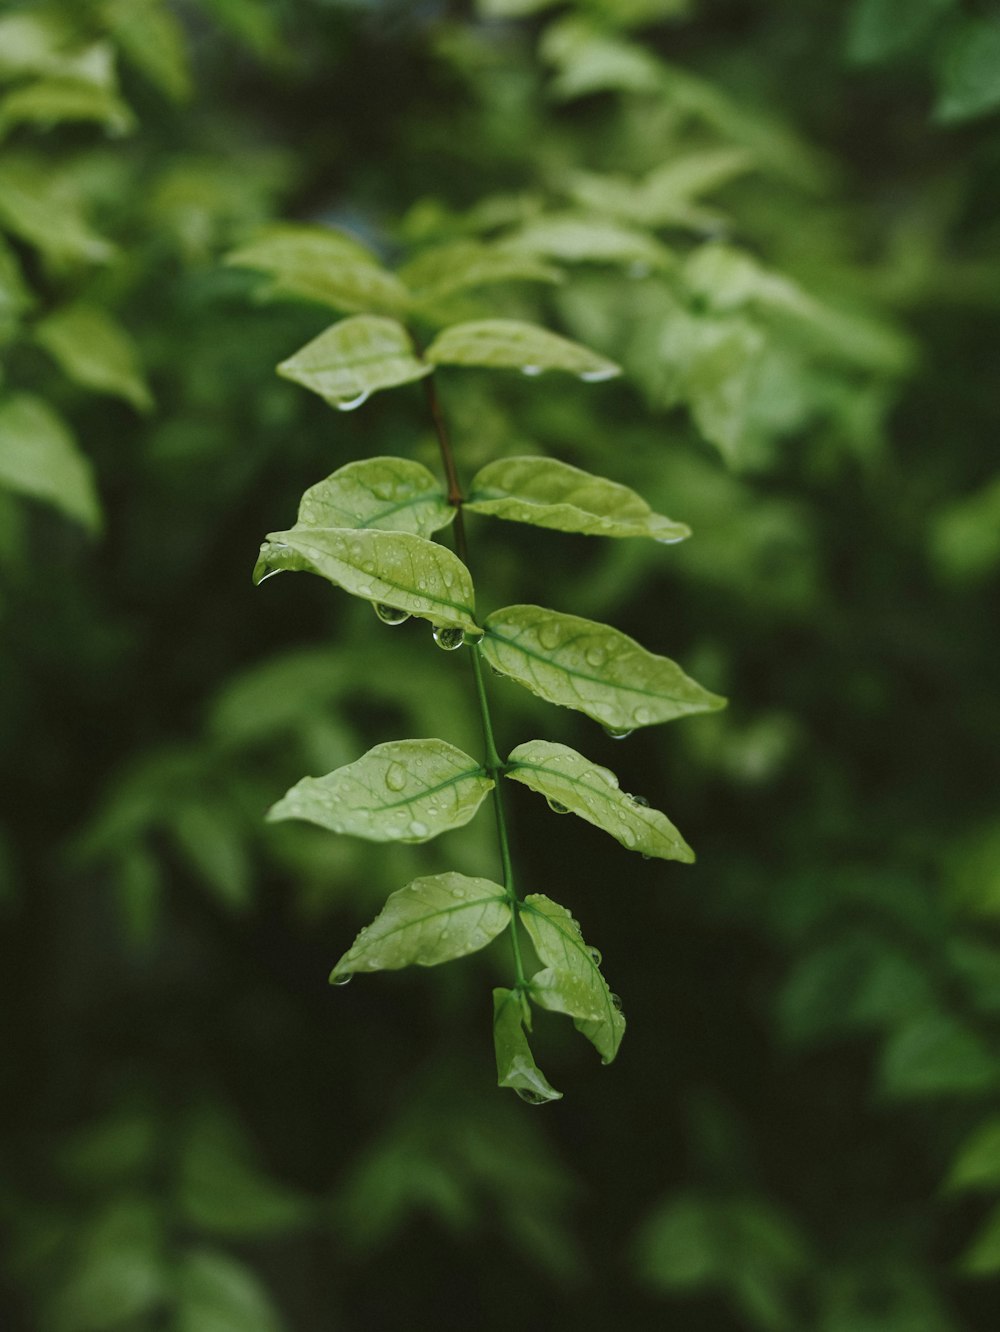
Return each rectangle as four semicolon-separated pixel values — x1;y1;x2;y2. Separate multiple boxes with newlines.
292;457;453;537
0;392;100;531
466;455;690;542
493;987;563;1104
521;893;625;1063
267;738;493;843
277;315;430;408
500;214;672;269
34;303;153;411
399;240;562;305
254;527;478;632
506;739;693;862
330;872;510;979
424;318;621;381
481;604;725;730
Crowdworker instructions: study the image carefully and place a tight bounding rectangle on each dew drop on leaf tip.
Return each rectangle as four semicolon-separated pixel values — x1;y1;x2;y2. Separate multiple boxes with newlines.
432;625;465;651
588;946;603;966
331;972;353;987
578;366;619;383
515;1087;554;1105
520;364;543;376
334;389;371;411
546;797;570;814
603;725;634;740
373;602;410;626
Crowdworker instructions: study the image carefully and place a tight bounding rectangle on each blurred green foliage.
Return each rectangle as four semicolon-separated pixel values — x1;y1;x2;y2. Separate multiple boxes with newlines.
1;0;999;1327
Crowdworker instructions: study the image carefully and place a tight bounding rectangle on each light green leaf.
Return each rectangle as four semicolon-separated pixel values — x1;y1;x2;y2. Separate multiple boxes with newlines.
0;234;33;324
520;893;625;1063
935;18;1000;123
500;214;672;269
541;17;665;99
228;225;408;316
103;0;192;101
947;1117;1000;1193
176;1249;283;1332
493;987;563;1104
0;15;115;87
481;604;725;731
0;79;135;137
424;318;621;381
331;872;510;979
268;738;493;843
506;739;693;863
477;0;561;16
568;150;753;230
0;392;100;531
277;315;430;408
466;455;689;542
0;155;114;263
400;239;562;306
292;456;453;537
931;474;1000;582
34;303;153;410
253;527;478;632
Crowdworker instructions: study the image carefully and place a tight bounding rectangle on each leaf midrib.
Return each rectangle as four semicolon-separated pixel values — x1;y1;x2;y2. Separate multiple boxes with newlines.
521;899;618;1033
347;894;509;953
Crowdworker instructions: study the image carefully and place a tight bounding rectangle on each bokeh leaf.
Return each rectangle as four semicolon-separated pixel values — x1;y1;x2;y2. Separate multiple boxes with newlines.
946;1117;1000;1193
0;79;135;136
400;240;562;305
277;315;430;408
0;392;100;531
176;1249;284;1332
500;213;672;268
935;18;1000;124
425;318;621;381
493;987;563;1104
292;457;453;537
34;303;153;411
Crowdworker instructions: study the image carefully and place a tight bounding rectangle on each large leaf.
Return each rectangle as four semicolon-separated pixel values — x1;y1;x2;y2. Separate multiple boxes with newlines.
424;318;621;381
330;872;510;979
399;240;562;306
292;457;453;538
277;315;430;409
0;392;100;531
466;456;689;542
34;303;152;411
480;604;725;731
253;527;478;632
500;214;672;269
506;740;693;863
520;893;625;1063
267;738;493;843
493;987;563;1104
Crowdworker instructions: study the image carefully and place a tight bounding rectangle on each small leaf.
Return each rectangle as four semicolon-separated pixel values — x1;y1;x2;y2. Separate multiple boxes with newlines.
277;315;430;409
34;303;153;411
947;1118;1000;1193
481;604;725;731
936;18;1000;124
104;0;192;101
880;1013;1000;1098
500;213;672;269
962;1203;1000;1277
521;893;625;1063
331;872;510;978
506;739;693;862
0;78;135;136
292;457;453;537
254;527;478;632
176;1249;283;1332
493;987;563;1104
0;392;100;531
268;738;493;844
846;0;954;66
466;456;689;542
425;318;621;382
0;155;114;263
400;240;562;306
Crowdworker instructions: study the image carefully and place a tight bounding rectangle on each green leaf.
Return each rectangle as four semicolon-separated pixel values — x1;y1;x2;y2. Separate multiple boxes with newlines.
292;457;453;538
254;527;478;632
481;604;725;731
176;1249;283;1332
568;151;754;231
0;15;114;87
846;0;954;65
466;455;690;542
936;18;1000;123
228;225;408;316
400;240;562;306
103;0;192;101
541;17;665;99
330;872;510;979
880;1014;1000;1098
34;303;153;411
0;155;114;263
931;474;1000;582
0;79;135;137
0;392;100;531
520;893;625;1063
424;318;621;381
500;214;672;269
55;1196;167;1331
506;739;693;862
277;315;430;408
493;987;563;1104
947;1117;1000;1193
962;1203;1000;1277
267;738;493;843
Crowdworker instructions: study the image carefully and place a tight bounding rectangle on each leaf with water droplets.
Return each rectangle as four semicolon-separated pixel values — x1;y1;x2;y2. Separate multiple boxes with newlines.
253;527;478;633
267;738;493;844
330;873;510;980
277;315;431;409
466;456;689;542
481;604;725;731
424;319;621;381
520;893;625;1064
499;213;672;269
493;987;563;1105
506;740;693;863
399;240;563;308
292;457;453;538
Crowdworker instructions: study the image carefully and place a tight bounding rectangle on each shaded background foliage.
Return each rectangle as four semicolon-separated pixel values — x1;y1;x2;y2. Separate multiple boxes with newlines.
1;0;1000;1327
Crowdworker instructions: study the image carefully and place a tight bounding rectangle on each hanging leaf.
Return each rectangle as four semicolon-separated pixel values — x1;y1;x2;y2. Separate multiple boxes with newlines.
292;457;453;538
34;303;153;411
520;893;625;1063
330;872;511;979
268;738;493;844
0;392;100;532
253;527;478;632
500;214;672;269
424;318;621;381
481;604;725;731
493;987;563;1104
466;456;690;542
277;315;430;409
505;739;693;862
400;240;562;306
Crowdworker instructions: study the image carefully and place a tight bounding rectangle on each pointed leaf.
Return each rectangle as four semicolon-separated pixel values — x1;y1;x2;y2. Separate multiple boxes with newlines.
400;240;562;306
466;456;689;542
947;1117;1000;1194
277;315;430;409
104;0;192;102
293;457;453;537
331;872;510;978
0;392;100;531
268;738;493;843
0;78;135;136
481;604;725;731
493;987;563;1104
254;527;478;632
424;319;621;381
500;214;671;269
0;155;114;263
176;1250;282;1332
521;893;625;1063
506;739;693;863
935;18;1000;124
34;303;152;411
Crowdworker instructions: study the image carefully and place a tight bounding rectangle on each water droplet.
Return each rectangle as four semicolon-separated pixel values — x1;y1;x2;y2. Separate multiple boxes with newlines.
334;389;371;412
521;364;543;377
579;365;618;383
385;763;407;792
633;706;652;726
408;819;428;838
362;560;376;574
610;992;624;1013
587;946;603;966
331;971;353;987
374;602;410;626
464;627;485;645
254;565;282;585
515;1087;552;1105
537;622;561;650
585;645;607;668
603;725;634;740
545;797;570;814
641;854;653;862
432;625;465;651
628;793;650;807
490;664;505;677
